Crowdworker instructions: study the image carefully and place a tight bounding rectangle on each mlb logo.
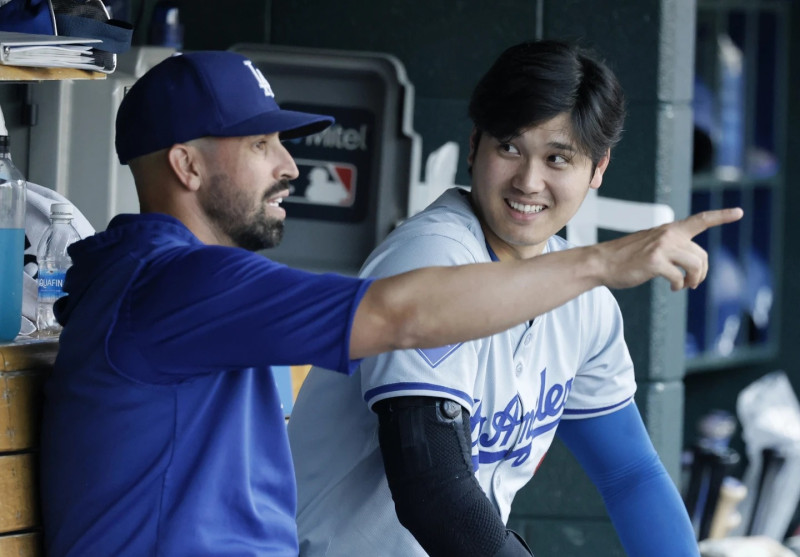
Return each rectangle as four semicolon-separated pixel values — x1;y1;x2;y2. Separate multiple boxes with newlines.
288;159;357;208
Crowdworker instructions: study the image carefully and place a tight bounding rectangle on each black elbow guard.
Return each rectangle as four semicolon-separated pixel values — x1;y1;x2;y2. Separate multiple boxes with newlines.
495;530;534;557
374;397;532;557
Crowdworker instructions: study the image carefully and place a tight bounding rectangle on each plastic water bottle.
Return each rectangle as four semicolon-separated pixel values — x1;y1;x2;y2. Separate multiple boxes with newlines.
716;34;744;181
0;111;27;343
36;203;80;336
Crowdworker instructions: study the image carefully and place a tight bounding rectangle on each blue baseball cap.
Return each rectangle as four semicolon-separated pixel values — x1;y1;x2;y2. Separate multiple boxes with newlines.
115;50;334;164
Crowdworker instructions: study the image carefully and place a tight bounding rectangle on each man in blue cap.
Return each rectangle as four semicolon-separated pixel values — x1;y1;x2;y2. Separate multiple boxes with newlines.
39;50;741;556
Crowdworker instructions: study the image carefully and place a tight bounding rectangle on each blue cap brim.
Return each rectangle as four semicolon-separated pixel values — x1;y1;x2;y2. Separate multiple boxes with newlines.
221;108;334;141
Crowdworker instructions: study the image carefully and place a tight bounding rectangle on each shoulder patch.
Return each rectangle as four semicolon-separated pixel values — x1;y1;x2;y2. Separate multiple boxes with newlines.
415;343;463;368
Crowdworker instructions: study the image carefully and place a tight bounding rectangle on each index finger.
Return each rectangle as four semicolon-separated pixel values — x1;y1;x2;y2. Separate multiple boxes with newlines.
678;207;744;238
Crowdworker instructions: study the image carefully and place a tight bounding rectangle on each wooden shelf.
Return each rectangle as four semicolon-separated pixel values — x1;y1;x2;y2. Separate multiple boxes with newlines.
0;337;52;556
0;337;59;372
0;65;106;81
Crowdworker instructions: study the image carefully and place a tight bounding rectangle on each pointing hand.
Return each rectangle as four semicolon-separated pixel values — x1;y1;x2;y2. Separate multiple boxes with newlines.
595;208;744;291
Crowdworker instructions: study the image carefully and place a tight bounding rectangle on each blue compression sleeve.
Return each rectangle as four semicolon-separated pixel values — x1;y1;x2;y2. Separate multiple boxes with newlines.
556;403;699;557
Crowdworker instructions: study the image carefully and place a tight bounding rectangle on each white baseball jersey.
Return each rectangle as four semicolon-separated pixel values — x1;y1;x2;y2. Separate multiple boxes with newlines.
288;187;636;557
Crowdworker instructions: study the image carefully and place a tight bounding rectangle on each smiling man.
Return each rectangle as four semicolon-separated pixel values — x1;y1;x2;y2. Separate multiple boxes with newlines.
289;40;703;557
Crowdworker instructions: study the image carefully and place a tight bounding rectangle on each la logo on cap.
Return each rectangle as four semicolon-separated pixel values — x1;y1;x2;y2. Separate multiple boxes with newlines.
243;61;274;98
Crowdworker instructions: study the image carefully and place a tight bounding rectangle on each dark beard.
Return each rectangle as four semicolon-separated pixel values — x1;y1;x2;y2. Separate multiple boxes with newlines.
200;175;288;251
232;213;284;251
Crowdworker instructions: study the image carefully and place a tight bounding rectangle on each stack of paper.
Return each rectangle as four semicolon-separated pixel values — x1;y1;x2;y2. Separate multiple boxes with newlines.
0;31;103;72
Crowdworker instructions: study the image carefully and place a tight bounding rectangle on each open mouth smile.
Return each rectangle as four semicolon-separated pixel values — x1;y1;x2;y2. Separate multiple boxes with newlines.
507;199;545;214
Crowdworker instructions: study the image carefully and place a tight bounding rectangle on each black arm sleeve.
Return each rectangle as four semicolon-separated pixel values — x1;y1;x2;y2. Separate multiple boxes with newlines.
374;397;532;557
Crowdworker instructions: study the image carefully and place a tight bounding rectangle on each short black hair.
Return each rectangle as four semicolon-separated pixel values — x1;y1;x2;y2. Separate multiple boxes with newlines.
468;40;626;165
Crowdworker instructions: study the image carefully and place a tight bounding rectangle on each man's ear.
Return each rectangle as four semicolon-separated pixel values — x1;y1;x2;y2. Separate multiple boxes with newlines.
589;150;611;190
167;144;203;192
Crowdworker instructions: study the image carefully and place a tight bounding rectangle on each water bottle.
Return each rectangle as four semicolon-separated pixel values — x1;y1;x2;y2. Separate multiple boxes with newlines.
716;34;744;181
36;203;80;336
0;111;26;343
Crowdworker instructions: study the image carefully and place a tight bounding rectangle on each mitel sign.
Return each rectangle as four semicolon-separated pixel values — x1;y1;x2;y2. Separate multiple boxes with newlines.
282;104;375;223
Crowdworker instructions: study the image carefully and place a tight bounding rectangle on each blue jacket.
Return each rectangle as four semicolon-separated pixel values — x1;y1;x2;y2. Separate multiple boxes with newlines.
40;213;371;556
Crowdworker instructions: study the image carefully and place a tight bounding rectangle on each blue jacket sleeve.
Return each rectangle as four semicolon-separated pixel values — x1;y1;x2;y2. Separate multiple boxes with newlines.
111;245;373;381
556;403;700;557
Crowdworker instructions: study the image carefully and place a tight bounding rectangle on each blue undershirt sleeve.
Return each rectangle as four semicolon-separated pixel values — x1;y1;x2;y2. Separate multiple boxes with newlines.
556;403;699;557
